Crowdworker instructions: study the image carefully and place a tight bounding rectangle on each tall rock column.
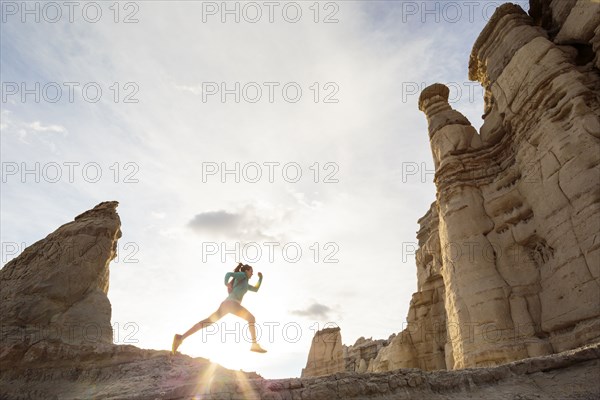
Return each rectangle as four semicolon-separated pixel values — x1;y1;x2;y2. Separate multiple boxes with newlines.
418;84;528;369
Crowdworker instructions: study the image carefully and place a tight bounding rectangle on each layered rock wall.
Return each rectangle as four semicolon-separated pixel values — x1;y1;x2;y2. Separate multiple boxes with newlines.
408;0;600;370
304;0;600;373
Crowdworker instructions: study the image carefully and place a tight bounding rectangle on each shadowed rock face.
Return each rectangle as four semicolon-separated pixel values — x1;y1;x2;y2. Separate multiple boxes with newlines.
1;201;122;351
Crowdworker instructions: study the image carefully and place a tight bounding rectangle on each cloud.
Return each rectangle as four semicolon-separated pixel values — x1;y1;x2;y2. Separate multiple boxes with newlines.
287;188;323;210
26;121;67;134
188;210;241;231
1;110;68;146
187;205;286;241
290;302;333;319
174;84;203;96
151;211;166;219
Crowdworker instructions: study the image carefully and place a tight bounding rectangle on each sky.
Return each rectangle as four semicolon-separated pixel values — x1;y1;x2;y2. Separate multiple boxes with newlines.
1;0;529;378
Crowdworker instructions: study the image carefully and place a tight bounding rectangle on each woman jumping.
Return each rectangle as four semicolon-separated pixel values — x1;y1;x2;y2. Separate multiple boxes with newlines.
171;263;267;354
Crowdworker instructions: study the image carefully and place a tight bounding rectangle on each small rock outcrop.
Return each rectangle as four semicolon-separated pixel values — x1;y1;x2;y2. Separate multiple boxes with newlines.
302;330;393;377
344;336;392;373
301;327;345;377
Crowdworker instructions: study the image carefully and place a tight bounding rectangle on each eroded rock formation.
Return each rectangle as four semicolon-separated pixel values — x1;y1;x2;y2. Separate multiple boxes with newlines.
301;327;345;377
304;0;600;374
344;336;393;374
1;201;121;355
424;0;600;369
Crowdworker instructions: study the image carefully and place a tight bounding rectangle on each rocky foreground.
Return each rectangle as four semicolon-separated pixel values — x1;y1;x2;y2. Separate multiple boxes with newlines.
0;338;599;399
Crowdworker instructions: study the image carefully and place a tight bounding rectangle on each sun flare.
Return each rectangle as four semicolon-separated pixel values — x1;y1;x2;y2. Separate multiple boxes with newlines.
182;315;268;372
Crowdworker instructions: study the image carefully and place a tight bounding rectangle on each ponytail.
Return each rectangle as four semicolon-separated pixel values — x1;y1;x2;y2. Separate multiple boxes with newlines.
233;262;253;273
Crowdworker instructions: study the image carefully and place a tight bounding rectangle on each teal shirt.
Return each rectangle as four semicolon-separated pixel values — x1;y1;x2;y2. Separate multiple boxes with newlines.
224;271;262;302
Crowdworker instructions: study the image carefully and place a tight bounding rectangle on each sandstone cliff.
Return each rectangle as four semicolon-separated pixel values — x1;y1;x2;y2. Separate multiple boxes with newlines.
1;201;121;356
301;327;345;377
415;0;600;370
303;0;600;374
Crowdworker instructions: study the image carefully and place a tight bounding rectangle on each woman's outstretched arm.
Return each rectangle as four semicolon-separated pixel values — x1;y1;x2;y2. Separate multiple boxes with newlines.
248;272;263;292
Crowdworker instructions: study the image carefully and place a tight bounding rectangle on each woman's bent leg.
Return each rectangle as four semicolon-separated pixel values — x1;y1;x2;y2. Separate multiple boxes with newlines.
181;309;223;340
226;302;267;353
172;302;231;354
